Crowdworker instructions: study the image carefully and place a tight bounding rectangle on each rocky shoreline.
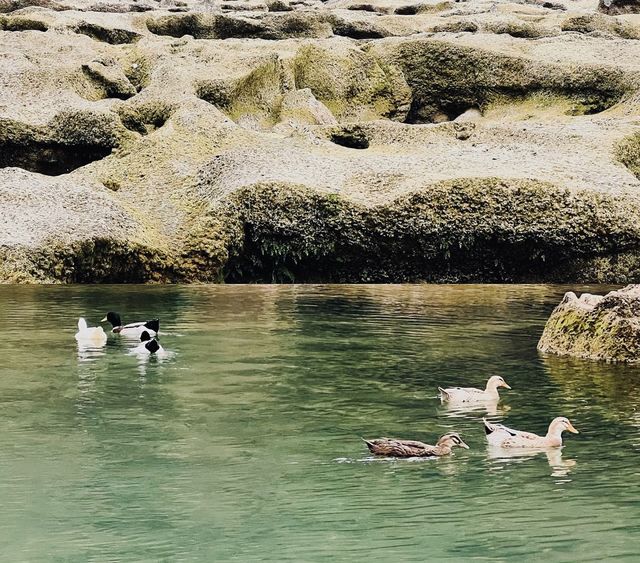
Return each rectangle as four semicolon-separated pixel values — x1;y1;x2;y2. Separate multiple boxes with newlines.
1;0;640;282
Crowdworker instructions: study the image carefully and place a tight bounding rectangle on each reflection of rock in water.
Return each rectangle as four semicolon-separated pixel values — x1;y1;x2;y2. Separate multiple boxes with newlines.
487;445;576;478
541;353;640;429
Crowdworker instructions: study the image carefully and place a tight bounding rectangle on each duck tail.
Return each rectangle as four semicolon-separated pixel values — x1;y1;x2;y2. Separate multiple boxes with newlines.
438;387;449;400
145;319;160;334
482;417;495;435
78;318;88;331
361;437;376;452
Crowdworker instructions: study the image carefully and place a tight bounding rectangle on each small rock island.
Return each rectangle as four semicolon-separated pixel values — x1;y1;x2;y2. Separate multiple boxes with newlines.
538;284;640;362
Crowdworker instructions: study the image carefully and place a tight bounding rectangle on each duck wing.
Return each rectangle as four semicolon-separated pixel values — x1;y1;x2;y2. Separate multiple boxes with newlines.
122;319;159;331
363;438;437;457
441;386;485;401
483;419;541;446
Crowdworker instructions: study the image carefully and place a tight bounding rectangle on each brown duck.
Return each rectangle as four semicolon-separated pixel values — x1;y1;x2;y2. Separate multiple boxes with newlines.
363;432;469;458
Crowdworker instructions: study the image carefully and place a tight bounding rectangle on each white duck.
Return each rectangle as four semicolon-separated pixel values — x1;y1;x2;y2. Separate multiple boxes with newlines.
133;330;167;357
74;318;107;347
439;375;511;403
483;417;579;448
101;312;159;338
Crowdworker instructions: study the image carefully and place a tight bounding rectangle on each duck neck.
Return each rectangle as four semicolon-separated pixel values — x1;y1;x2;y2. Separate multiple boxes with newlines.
434;444;452;456
484;382;500;399
545;425;564;446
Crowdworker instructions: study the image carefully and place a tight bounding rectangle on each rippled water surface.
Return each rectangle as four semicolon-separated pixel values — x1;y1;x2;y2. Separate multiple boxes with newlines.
1;285;639;561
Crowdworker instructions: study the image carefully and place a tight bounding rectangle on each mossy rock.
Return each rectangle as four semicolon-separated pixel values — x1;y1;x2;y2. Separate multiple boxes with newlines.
378;39;634;122
615;131;640;179
292;44;411;121
538;285;640;362
0;15;48;31
217;178;640;282
73;22;142;44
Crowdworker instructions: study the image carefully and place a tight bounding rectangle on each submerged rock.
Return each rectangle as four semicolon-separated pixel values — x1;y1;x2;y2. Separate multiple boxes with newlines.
538;285;640;362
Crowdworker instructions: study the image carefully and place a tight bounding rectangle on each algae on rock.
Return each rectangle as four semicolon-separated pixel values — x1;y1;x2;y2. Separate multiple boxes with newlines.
538;285;640;362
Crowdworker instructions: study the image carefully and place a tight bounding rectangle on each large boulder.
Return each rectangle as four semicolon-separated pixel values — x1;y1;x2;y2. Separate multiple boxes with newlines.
538;285;640;362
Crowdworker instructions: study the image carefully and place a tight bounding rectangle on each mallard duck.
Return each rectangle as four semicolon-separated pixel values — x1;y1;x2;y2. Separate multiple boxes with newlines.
74;318;107;346
483;417;578;448
439;375;511;403
363;432;469;458
133;330;166;357
101;312;159;337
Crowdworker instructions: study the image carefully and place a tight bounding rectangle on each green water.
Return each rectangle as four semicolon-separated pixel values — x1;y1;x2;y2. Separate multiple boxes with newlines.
1;285;639;562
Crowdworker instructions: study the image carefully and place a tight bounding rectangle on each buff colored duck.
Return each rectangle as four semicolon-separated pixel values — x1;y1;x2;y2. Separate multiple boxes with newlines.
363;432;469;458
74;318;107;347
483;417;579;448
439;375;511;403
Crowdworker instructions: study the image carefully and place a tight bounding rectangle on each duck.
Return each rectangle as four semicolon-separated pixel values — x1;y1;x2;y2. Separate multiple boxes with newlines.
101;312;159;338
439;375;511;403
483;417;579;448
133;330;166;357
363;432;469;458
74;318;107;347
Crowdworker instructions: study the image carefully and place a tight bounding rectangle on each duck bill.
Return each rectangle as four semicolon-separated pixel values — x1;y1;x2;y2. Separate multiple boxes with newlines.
459;440;470;449
501;382;512;390
567;422;579;434
100;316;107;322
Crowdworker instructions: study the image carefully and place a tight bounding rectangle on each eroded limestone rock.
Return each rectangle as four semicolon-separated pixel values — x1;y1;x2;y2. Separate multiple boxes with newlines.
538;285;640;362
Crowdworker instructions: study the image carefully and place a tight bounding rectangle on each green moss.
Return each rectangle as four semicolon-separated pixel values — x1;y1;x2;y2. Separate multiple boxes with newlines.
292;44;411;121
538;290;640;362
120;51;153;92
484;19;549;39
380;39;634;122
74;21;141;44
218;178;640;283
561;14;640;40
615;132;640;179
0;15;48;31
117;101;177;135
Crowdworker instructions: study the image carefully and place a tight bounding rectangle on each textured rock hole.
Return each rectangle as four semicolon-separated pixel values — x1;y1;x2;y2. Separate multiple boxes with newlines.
0;16;48;31
267;0;293;11
331;19;388;39
146;14;207;38
616;132;640;180
394;4;424;14
0;142;113;175
330;127;369;149
0;0;68;12
404;102;471;124
74;22;142;44
118;103;176;135
81;63;136;101
347;3;382;12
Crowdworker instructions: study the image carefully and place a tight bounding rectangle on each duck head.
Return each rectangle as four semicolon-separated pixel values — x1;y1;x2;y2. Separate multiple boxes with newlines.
485;375;511;392
547;417;579;438
101;312;122;328
437;432;469;450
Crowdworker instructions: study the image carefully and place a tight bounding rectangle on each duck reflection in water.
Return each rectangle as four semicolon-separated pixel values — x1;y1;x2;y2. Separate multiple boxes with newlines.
487;446;576;478
438;400;511;419
76;343;107;362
